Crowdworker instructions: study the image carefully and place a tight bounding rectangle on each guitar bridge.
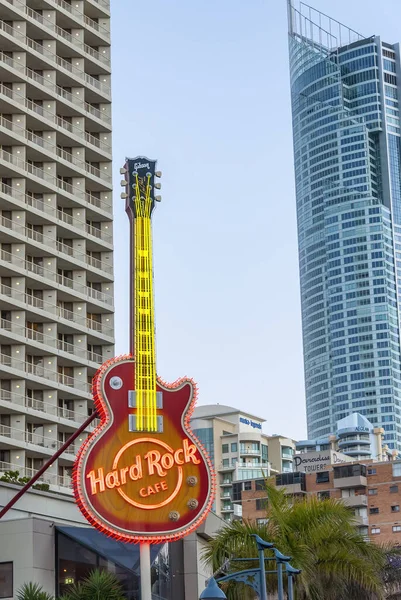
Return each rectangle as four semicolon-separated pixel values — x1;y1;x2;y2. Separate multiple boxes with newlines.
128;415;163;433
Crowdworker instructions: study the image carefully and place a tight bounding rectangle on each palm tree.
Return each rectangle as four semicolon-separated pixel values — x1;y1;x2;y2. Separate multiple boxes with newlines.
58;569;125;600
381;546;401;599
203;484;385;600
16;582;54;600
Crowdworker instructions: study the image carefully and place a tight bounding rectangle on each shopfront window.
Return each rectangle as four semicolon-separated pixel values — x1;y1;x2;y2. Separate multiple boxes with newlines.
56;530;171;600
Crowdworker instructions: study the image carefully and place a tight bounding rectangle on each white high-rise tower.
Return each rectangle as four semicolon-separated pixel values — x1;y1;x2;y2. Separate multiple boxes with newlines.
0;0;114;492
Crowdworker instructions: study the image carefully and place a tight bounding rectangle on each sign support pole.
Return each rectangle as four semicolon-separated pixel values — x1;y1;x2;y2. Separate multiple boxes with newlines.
140;542;152;600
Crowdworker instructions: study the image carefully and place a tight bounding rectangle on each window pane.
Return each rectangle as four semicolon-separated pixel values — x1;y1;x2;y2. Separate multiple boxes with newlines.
0;563;12;599
393;463;401;477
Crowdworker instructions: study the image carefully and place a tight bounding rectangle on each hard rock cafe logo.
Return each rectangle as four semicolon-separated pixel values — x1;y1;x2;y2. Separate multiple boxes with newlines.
87;438;200;510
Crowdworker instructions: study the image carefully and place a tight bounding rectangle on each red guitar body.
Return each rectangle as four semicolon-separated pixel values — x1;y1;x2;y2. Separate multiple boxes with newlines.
74;356;215;543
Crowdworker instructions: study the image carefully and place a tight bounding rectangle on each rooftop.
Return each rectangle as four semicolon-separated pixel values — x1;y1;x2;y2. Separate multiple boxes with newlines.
192;404;266;423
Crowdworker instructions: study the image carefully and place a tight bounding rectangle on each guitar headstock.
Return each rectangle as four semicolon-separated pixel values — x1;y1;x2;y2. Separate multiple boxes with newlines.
120;156;162;219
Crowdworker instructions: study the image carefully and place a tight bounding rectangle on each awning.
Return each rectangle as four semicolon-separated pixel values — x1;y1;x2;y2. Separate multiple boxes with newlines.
56;526;163;573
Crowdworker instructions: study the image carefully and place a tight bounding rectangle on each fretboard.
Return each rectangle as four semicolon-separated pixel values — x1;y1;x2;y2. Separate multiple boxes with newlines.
133;193;157;431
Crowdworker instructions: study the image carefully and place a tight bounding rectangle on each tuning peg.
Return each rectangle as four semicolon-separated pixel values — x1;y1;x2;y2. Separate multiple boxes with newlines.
120;192;128;199
155;171;162;178
120;167;127;175
154;183;161;189
155;195;162;202
120;180;127;186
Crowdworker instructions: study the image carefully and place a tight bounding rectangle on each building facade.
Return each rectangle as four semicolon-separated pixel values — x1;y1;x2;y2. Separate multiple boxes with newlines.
0;481;223;599
288;0;401;450
0;0;114;492
297;412;391;461
241;454;401;545
191;404;296;521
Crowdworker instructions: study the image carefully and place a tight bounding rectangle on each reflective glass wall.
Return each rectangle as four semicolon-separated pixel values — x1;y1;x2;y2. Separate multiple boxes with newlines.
56;530;172;600
288;1;401;450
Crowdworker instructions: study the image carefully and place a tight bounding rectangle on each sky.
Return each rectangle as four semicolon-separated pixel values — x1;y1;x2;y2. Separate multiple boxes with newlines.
110;0;401;441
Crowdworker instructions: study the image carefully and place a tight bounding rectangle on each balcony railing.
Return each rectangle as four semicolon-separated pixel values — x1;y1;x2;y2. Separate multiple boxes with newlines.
1;4;110;65
0;389;98;428
0;423;78;454
0;461;73;490
0;317;106;363
0;283;112;330
239;447;260;455
57;305;74;321
0;352;92;394
0;251;113;310
0;184;112;246
0;69;111;133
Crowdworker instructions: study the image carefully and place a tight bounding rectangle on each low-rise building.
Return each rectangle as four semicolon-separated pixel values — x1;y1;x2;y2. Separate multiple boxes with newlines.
297;413;392;462
191;404;296;521
240;455;401;544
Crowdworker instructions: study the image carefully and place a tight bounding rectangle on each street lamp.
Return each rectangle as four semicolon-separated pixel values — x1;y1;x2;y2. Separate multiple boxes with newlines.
199;577;227;599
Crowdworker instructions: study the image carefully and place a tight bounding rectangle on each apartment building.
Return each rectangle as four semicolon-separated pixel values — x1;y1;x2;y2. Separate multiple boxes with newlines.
191;404;296;521
0;0;113;493
241;456;401;544
297;413;391;462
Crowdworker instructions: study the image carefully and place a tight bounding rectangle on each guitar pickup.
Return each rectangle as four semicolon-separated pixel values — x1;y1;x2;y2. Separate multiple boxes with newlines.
128;391;163;409
128;415;163;433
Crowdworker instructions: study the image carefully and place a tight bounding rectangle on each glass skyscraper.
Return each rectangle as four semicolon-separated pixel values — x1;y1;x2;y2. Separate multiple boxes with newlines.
288;1;401;450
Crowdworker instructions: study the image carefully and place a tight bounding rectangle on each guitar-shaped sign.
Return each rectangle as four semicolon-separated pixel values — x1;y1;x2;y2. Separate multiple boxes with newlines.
73;157;215;543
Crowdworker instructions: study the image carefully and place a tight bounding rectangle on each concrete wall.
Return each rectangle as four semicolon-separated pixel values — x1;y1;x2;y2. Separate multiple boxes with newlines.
0;518;56;598
0;481;88;525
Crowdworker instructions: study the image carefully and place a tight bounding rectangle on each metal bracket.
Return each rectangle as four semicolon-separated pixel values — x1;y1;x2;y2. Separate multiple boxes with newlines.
217;569;261;595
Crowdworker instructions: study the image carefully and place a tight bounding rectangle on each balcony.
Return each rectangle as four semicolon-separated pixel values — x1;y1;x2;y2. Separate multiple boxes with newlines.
0;188;112;248
219;463;235;472
0;389;88;425
333;465;367;489
341;495;368;508
0;461;73;492
2;0;109;58
0;83;112;149
0;246;113;308
0;424;77;457
0;352;92;396
354;515;369;527
0;317;104;365
220;479;233;487
276;472;306;494
23;5;110;66
86;317;113;337
334;475;368;488
220;504;234;513
0;283;111;333
0;116;112;184
239;447;260;456
0;51;111;107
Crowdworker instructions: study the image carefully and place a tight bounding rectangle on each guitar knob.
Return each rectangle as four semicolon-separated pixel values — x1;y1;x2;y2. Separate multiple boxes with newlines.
187;499;199;510
187;476;198;487
110;377;123;390
169;511;180;522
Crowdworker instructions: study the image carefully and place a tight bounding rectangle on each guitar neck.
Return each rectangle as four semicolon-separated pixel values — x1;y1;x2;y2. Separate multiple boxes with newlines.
124;158;160;433
133;213;157;428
